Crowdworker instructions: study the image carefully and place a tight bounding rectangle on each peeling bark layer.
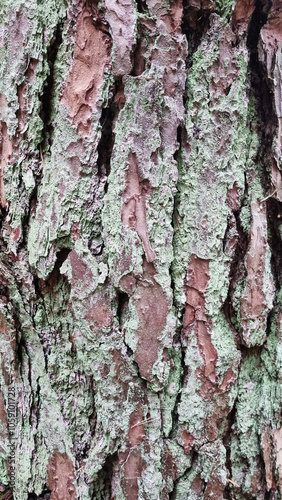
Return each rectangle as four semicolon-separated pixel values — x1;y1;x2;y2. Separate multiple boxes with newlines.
0;0;282;499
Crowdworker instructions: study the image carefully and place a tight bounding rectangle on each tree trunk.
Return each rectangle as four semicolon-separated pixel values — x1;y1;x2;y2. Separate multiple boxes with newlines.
0;0;281;498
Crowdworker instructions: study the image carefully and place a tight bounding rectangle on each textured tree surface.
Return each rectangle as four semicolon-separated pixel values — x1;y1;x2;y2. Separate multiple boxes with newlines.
0;0;282;498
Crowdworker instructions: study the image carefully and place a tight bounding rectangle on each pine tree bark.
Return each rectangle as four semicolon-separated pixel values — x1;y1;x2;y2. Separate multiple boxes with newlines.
0;0;282;498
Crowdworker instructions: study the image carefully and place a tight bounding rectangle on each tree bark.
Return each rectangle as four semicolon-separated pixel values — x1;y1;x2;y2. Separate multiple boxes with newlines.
0;0;282;498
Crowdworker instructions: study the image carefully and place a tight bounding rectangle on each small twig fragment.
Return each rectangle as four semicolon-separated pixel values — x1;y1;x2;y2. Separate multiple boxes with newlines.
260;188;277;203
175;215;181;230
228;479;240;488
131;416;160;429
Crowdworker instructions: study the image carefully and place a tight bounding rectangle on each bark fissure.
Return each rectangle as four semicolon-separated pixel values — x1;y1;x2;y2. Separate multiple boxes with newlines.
222;402;237;499
116;290;129;329
90;452;118;500
27;491;51;499
97;78;124;184
88;78;124;257
130;0;147;77
182;0;213;68
39;24;63;150
222;183;250;343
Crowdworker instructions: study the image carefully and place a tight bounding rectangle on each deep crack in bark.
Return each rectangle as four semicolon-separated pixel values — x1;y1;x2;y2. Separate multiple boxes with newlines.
39;24;63;150
182;0;213;68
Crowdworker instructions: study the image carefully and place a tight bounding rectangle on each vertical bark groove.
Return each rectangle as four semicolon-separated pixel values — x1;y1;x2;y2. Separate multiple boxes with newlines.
39;24;63;150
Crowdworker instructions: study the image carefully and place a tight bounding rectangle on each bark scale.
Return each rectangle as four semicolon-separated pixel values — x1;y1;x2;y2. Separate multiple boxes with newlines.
0;0;281;499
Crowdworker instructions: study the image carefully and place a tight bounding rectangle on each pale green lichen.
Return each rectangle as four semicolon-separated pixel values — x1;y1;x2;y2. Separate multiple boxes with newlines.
102;69;182;385
230;290;282;496
215;0;235;20
160;348;183;437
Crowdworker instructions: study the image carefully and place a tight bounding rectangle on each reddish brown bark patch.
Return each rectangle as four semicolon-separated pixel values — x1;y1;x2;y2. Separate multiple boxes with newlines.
119;273;137;294
120;448;143;500
274;427;282;487
119;403;145;500
47;450;76;500
184;255;218;394
219;365;237;392
133;261;168;382
9;225;21;245
159;0;183;35
260;4;282;151
270;158;282;202
196;322;217;384
227;182;240;212
181;429;194;454
260;3;282;68
203;477;225;500
0;391;8;431
9;7;29;55
0;312;10;340
17;59;38;133
128;402;145;448
261;426;275;491
71;222;81;242
111;348;132;399
0;120;14;208
240;199;273;346
122;152;155;263
231;0;256;35
150;35;186;98
69;250;93;283
209;28;238;103
104;0;136;76
62;7;111;137
190;475;203;497
87;294;113;330
162;447;178;483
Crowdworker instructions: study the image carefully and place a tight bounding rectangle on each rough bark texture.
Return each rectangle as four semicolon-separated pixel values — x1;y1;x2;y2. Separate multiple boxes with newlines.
0;0;282;499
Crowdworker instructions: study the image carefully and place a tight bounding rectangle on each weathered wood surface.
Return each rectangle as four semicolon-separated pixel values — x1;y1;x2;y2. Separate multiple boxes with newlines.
0;0;282;498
